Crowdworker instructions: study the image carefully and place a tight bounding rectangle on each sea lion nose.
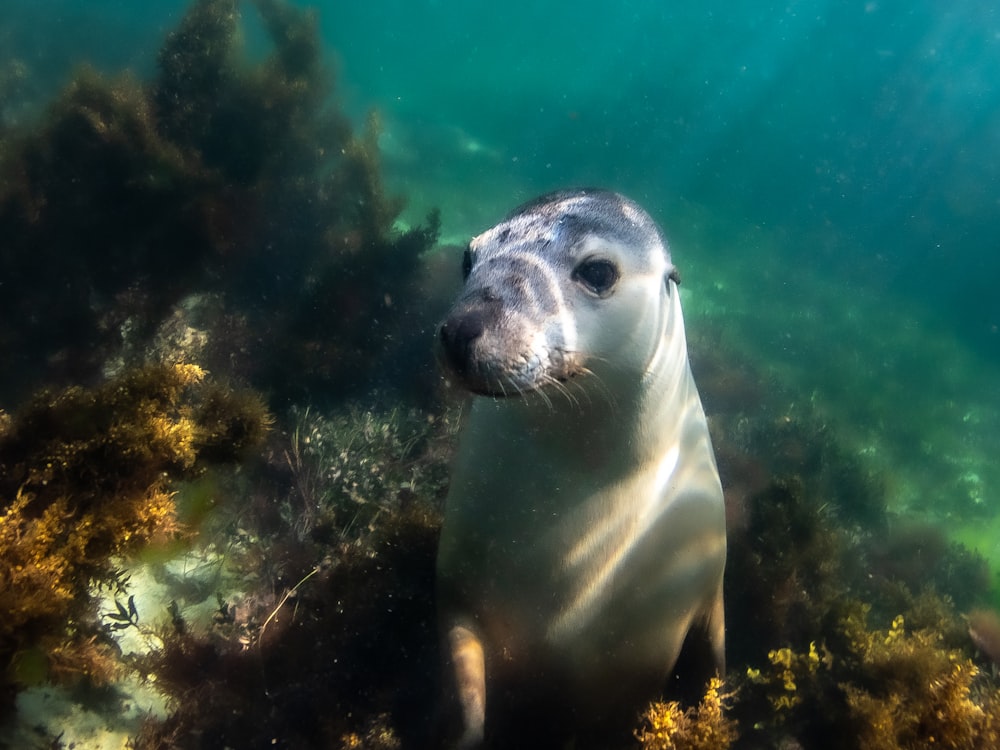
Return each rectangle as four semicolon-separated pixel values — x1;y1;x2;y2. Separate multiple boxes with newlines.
439;310;487;376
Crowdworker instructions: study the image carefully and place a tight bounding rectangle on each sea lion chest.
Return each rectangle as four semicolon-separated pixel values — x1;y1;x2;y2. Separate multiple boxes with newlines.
437;394;720;674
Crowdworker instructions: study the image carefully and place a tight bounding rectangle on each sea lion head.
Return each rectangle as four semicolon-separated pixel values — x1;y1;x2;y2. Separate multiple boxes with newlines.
437;188;678;397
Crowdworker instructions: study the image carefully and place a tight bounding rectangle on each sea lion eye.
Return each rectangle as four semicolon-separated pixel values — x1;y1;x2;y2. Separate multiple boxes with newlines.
574;259;619;296
462;247;474;280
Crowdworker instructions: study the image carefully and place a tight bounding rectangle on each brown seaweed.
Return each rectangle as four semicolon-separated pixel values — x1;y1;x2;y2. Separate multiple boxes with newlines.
0;0;439;406
0;363;270;716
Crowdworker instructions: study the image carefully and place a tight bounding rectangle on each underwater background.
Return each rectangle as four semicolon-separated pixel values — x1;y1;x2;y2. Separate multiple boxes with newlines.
2;0;1000;748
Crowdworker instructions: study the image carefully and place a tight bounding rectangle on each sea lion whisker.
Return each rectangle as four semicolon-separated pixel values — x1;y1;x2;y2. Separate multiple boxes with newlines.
575;366;617;411
546;375;581;409
532;377;556;410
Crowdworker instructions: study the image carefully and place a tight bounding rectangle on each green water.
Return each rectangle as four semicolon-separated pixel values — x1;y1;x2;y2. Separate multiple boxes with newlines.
319;0;1000;524
3;0;1000;745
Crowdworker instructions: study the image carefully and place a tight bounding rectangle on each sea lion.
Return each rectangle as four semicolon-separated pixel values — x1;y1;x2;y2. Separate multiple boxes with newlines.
435;189;726;747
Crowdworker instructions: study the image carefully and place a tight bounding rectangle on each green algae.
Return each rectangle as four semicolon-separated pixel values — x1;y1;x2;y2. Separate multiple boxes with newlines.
951;515;1000;610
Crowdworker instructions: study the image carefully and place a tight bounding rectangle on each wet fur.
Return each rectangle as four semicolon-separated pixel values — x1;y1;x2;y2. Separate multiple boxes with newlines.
436;189;727;748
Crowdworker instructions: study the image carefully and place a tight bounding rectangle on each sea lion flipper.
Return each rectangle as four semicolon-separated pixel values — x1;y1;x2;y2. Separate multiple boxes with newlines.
448;623;486;748
704;581;726;677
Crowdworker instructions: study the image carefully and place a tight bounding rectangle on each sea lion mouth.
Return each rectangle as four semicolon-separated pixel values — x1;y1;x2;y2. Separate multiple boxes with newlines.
437;309;576;396
440;361;567;398
436;327;581;398
465;383;530;398
459;372;576;399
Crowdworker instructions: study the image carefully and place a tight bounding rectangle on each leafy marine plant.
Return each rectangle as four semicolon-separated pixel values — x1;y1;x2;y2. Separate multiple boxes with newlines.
718;461;998;749
735;599;1000;750
724;479;856;667
0;0;439;404
338;714;402;750
146;0;441;403
0;363;270;712
744;640;834;715
635;677;739;750
0;65;211;398
838;609;1000;749
281;402;455;544
129;401;452;749
0;58;32;133
0;1;444;737
696;340;999;749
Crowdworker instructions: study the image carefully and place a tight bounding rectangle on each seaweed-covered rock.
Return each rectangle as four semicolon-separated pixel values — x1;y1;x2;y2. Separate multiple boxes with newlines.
0;363;270;715
123;396;455;749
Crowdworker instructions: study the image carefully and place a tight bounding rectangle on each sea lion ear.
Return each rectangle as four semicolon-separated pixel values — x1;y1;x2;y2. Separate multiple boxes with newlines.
667;266;681;287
